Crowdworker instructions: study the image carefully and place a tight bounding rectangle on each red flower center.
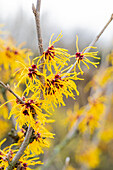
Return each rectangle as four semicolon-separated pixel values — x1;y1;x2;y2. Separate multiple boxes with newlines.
46;74;64;95
28;64;37;79
75;52;84;60
44;45;55;60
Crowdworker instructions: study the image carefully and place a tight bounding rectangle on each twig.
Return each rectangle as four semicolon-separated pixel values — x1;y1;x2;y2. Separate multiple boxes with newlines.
0;81;33;169
63;13;113;77
32;0;45;96
62;157;70;170
32;0;43;56
0;81;24;104
41;115;84;169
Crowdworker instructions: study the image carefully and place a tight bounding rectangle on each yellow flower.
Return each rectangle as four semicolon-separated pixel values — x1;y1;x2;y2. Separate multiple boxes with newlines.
0;67;12;84
14;57;44;96
76;144;100;168
0;119;11;139
71;35;99;74
14;154;42;169
0;140;18;169
41;70;80;108
14;120;54;155
25;122;54;155
99;67;113;87
34;32;70;73
107;50;113;65
8;97;51;130
79;96;105;134
0;138;42;169
66;96;105;134
66;103;85;129
0;37;32;71
99;126;113;143
85;67;113;92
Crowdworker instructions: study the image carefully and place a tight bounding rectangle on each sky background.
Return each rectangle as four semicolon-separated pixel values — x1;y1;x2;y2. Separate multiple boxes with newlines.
0;0;113;55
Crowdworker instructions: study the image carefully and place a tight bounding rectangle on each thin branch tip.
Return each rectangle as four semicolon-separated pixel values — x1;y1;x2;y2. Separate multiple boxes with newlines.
111;13;113;20
32;3;36;14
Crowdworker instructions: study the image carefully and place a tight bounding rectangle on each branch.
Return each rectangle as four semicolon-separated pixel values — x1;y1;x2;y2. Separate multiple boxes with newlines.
1;1;44;169
63;13;113;77
6;126;33;170
0;81;24;104
32;0;44;97
62;157;70;170
0;81;33;169
41;115;84;169
32;0;43;56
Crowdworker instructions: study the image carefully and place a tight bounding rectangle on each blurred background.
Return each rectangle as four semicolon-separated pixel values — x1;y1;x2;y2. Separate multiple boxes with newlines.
0;0;113;170
0;0;113;54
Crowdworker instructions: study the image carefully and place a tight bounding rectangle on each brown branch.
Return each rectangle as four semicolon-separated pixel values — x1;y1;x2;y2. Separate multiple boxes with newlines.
32;0;44;97
0;81;24;104
6;126;33;170
32;1;43;56
0;81;33;170
1;1;45;169
63;13;113;77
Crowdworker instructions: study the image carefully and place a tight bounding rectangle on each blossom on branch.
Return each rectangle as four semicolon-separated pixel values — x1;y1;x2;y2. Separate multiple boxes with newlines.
70;35;100;74
13;57;44;96
34;32;70;73
8;96;52;131
41;69;81;108
0;138;42;169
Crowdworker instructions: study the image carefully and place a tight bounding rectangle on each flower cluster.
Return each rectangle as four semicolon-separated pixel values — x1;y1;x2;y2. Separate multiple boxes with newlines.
0;31;100;169
34;32;70;73
66;95;105;135
0;139;42;170
0;37;32;71
75;142;100;168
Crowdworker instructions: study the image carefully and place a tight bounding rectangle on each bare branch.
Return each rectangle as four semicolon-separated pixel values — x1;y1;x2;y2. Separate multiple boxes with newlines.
0;81;24;104
3;2;45;169
32;0;43;56
63;13;113;77
6;126;33;170
0;81;33;170
32;0;44;98
36;0;41;13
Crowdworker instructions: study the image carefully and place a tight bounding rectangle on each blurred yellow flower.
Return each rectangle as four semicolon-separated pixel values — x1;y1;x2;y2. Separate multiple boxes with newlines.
76;144;100;168
99;126;113;143
0;37;32;71
0;119;11;139
79;96;105;134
